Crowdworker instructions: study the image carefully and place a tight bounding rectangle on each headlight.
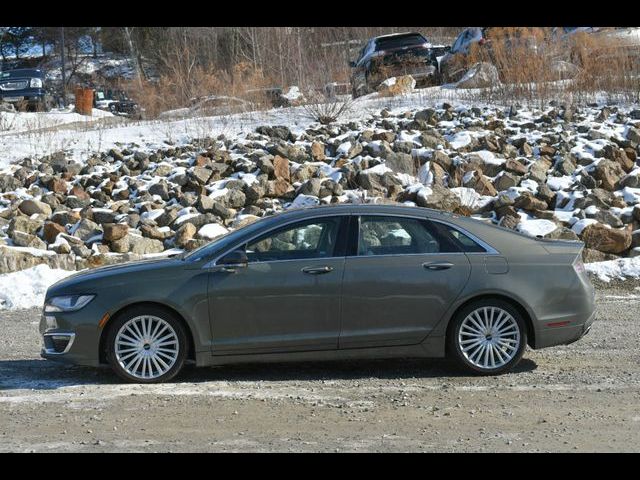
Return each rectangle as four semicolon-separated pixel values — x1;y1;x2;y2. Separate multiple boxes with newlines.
45;295;95;313
30;78;43;88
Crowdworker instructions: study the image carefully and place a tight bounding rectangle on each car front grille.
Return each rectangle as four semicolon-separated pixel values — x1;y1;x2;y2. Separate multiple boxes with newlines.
0;80;29;91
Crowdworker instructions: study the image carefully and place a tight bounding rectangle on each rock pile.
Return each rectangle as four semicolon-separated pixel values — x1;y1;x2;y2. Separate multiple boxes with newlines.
1;101;639;273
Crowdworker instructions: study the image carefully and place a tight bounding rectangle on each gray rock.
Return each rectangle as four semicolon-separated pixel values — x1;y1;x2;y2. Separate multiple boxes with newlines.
385;152;415;175
73;218;102;242
299;178;323;197
129;236;165;255
11;231;47;249
149;182;170;201
416;184;461;212
8;216;42;236
18;199;52;216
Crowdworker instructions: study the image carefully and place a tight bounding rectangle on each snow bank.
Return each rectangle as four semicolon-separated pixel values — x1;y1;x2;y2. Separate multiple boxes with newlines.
586;257;640;282
0;265;75;310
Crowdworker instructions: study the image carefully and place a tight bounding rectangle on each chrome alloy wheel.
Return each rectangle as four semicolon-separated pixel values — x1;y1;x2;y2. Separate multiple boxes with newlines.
458;306;521;370
114;315;179;380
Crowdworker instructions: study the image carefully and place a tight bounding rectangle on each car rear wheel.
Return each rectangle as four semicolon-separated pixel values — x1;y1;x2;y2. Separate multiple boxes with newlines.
448;300;527;375
106;306;187;383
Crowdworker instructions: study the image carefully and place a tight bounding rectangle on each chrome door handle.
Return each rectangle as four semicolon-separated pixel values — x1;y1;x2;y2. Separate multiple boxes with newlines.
422;261;454;270
301;266;333;275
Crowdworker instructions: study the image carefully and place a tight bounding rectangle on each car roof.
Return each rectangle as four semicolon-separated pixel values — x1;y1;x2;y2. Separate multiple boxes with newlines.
274;203;460;221
373;32;423;41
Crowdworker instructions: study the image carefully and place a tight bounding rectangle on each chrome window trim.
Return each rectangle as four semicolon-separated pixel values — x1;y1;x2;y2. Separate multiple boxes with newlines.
202;213;352;269
202;210;500;268
42;332;76;355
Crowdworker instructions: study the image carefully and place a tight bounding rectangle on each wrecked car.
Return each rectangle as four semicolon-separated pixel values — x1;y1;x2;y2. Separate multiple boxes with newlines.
94;89;143;119
439;27;543;84
350;32;448;98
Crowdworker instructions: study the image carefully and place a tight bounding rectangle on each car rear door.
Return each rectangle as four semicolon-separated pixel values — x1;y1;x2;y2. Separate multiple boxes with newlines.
208;215;349;355
339;215;471;349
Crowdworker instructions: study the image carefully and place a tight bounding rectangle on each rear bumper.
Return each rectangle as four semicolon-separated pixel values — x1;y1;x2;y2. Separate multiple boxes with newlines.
534;310;596;349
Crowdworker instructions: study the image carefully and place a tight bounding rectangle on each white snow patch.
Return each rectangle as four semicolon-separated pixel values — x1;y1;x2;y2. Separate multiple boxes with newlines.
289;194;320;209
586;257;640;282
198;223;229;240
0;265;76;310
447;131;472;149
547;176;574;191
517;217;558;237
571;218;598;235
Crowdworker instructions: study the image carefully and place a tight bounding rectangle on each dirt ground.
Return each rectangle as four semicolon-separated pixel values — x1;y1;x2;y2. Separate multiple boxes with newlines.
1;280;640;452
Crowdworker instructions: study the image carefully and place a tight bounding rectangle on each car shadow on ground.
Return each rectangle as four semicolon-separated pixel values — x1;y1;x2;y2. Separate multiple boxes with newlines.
0;357;538;391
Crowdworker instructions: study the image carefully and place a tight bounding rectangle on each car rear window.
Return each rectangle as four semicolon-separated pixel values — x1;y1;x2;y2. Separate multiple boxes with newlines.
375;34;428;51
431;222;488;253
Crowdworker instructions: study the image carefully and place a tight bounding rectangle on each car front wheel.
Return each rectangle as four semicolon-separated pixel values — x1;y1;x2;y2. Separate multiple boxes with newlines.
448;300;527;375
106;306;187;383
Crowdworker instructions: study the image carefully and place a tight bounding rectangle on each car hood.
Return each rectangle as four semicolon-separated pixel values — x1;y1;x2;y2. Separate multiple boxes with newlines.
47;257;185;296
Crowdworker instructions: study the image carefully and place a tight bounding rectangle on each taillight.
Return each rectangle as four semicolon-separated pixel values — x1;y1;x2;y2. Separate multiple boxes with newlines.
478;38;486;46
573;257;586;274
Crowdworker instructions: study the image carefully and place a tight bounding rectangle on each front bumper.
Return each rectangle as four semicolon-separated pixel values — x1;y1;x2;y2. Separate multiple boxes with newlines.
39;308;103;367
0;89;45;104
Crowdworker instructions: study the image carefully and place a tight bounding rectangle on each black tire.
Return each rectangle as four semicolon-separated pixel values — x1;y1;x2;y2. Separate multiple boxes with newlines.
447;299;527;376
105;305;188;383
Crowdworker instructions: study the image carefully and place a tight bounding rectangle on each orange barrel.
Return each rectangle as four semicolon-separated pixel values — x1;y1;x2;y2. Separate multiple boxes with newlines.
74;88;94;115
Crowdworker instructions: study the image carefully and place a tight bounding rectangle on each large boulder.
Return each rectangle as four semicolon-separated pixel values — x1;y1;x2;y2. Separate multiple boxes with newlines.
72;218;102;243
416;184;461;212
18;199;52;216
455;62;500;89
593;159;626;191
580;223;632;254
8;216;42;236
129;236;165;255
377;75;416;96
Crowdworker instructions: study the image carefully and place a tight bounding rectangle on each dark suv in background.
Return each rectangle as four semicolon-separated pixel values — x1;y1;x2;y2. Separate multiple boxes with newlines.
0;68;53;111
350;32;448;98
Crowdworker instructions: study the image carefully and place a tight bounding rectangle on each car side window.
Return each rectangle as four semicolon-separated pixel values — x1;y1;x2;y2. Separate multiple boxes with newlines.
245;217;341;263
357;216;460;256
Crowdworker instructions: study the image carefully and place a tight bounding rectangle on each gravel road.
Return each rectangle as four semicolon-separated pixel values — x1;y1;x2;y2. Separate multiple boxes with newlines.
1;280;640;452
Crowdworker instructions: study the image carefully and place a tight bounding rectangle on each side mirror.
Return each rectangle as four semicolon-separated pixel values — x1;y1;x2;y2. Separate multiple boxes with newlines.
215;249;248;272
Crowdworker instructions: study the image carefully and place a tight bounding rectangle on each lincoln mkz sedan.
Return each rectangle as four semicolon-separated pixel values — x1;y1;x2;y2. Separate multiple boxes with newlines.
40;204;596;383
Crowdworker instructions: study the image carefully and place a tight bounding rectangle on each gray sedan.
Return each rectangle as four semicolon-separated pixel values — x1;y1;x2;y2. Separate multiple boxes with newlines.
40;204;596;383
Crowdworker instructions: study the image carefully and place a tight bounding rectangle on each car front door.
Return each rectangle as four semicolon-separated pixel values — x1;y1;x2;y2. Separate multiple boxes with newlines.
339;215;472;349
208;215;348;355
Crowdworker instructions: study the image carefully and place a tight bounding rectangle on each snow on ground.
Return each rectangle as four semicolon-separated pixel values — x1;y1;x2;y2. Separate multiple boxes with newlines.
0;107;114;136
0;86;495;170
586;257;640;282
0;264;75;310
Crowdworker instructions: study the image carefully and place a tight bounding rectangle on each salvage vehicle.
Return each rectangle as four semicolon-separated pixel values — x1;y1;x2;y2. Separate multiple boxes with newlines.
41;204;595;383
0;68;53;111
94;88;143;118
439;27;543;84
554;27;640;66
350;32;448;98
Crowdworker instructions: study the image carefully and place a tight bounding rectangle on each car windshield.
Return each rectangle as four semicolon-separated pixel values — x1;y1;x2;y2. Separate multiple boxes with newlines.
375;33;427;51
